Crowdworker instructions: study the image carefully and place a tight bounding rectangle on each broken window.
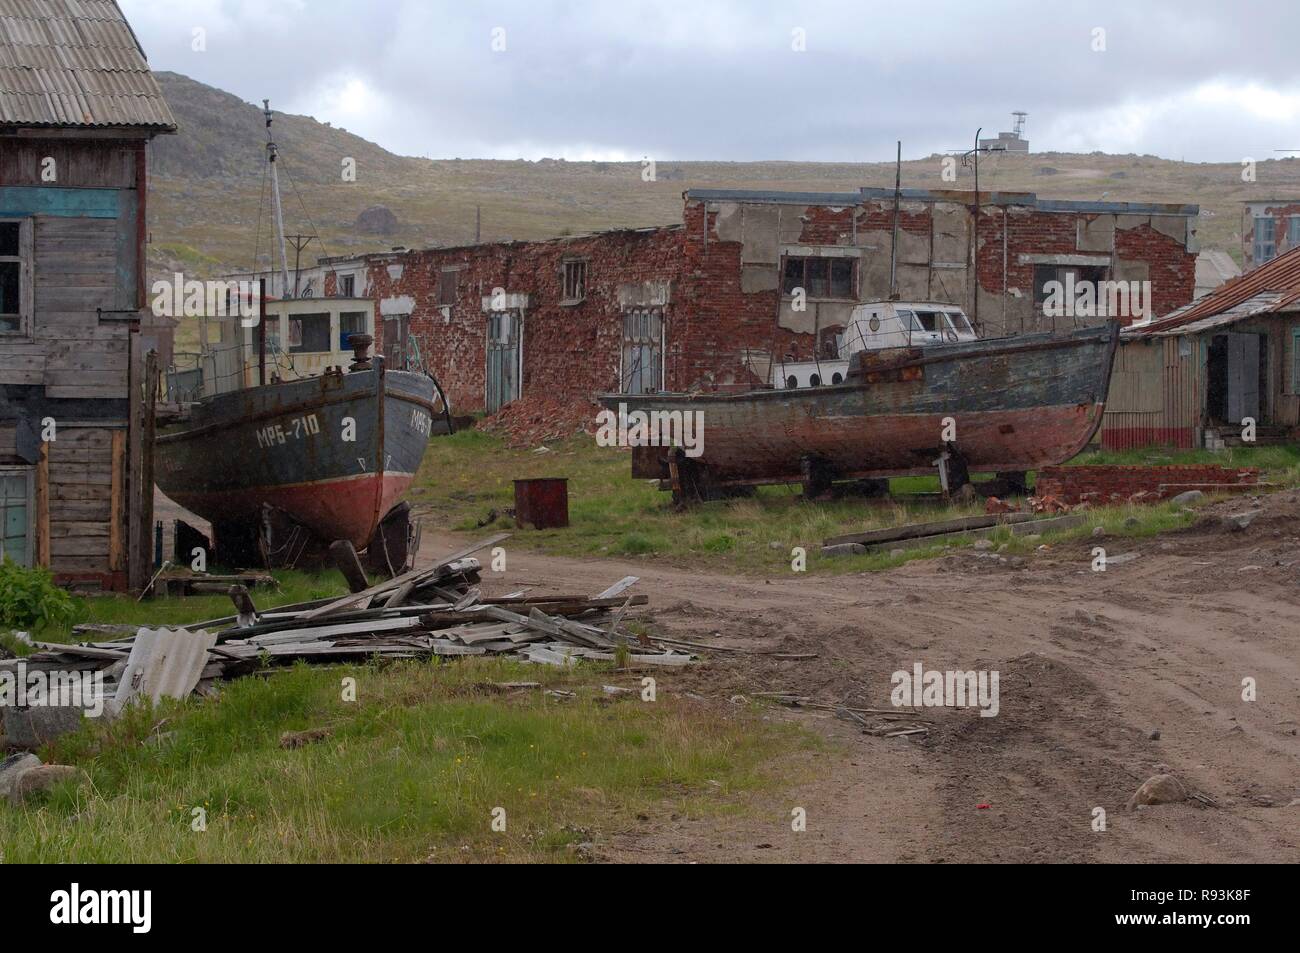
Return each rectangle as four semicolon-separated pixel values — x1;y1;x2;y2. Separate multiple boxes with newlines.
622;308;663;394
289;313;331;353
562;259;587;302
782;255;855;299
0;220;28;335
1252;217;1276;265
337;273;355;297
0;469;33;567
1033;264;1108;306
439;269;459;306
339;311;366;350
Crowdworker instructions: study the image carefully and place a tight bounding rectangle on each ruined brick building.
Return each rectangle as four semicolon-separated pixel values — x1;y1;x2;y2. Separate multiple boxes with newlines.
249;187;1199;415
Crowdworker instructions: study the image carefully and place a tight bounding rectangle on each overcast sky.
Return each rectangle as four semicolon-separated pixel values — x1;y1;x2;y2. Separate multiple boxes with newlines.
119;0;1300;164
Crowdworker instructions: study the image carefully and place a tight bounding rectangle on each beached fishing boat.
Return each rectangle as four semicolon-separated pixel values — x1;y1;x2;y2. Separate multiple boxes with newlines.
156;335;448;551
155;102;451;562
602;301;1120;499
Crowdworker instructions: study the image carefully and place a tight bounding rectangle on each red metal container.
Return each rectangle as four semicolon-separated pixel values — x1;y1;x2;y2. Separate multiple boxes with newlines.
513;478;569;529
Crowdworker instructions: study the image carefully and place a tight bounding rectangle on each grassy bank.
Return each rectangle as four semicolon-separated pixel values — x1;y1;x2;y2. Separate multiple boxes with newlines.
410;430;1293;573
0;657;818;862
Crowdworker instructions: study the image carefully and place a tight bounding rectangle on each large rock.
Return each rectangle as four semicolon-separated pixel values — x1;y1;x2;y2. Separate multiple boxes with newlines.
1221;511;1258;532
354;205;399;235
8;764;82;805
0;752;41;800
1;704;84;749
1169;490;1203;506
1126;773;1188;811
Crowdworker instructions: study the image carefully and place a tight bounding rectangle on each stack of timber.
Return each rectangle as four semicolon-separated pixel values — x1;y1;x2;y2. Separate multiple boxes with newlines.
2;534;688;705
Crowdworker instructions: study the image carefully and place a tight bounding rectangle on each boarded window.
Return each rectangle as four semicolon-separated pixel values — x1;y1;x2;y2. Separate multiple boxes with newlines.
0;469;32;567
782;256;855;298
1291;328;1300;395
562;260;587;302
0;220;25;334
289;313;331;353
439;269;458;306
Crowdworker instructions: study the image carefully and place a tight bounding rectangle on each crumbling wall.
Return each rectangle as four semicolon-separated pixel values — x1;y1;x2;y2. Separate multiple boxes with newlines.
360;226;684;412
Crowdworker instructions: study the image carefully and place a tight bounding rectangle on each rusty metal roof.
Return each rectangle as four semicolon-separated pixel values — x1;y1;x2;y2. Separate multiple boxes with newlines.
1130;244;1300;336
0;0;175;130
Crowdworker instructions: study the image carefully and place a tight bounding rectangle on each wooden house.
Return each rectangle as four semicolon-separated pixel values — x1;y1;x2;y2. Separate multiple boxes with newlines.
1101;245;1300;450
0;0;176;589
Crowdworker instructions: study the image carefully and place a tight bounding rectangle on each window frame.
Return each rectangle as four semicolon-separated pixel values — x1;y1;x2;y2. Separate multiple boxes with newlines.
0;217;34;339
1253;216;1277;265
336;273;356;297
0;466;35;568
561;258;588;305
781;254;857;301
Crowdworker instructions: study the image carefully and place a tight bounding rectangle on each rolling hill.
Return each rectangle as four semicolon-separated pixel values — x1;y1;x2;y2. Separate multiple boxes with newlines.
147;70;1300;281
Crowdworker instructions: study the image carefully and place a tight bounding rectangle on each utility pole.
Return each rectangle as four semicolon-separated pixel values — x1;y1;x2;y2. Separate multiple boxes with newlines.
475;205;481;244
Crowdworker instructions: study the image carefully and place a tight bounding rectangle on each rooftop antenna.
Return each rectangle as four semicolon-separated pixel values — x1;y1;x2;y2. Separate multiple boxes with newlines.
263;99;292;299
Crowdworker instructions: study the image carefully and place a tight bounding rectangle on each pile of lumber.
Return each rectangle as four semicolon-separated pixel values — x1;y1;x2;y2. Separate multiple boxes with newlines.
2;533;688;709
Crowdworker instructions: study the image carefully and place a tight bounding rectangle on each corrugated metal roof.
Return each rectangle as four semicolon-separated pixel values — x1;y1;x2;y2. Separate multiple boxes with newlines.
0;0;175;130
1130;244;1300;336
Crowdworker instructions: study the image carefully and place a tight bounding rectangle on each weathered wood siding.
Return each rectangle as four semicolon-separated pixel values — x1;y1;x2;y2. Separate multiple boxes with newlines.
0;138;142;586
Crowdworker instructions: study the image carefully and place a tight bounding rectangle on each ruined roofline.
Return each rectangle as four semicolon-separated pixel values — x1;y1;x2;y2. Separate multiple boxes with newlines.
308;222;685;269
686;187;1198;218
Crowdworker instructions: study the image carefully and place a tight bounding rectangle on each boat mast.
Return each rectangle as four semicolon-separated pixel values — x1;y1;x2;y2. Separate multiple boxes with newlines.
263;100;293;299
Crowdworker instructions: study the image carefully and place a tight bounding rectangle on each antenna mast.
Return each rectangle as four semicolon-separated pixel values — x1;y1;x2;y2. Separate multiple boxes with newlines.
889;140;901;299
263;100;292;299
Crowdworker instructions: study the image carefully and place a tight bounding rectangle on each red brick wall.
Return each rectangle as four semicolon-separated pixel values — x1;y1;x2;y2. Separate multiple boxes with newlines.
1036;464;1259;503
359;227;684;412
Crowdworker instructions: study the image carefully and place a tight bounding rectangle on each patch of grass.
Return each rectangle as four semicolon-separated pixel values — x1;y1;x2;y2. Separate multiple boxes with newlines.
21;571;349;646
1068;445;1300;484
413;432;1296;575
0;658;818;862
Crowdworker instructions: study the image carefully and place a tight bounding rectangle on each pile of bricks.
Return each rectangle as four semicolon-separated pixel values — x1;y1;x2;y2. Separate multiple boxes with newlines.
478;394;604;448
1035;465;1260;505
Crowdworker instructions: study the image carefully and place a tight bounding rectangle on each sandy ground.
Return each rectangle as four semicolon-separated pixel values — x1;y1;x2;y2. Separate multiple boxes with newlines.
415;492;1300;864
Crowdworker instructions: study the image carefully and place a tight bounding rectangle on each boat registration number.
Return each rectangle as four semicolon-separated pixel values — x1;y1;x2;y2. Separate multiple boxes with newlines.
255;413;321;448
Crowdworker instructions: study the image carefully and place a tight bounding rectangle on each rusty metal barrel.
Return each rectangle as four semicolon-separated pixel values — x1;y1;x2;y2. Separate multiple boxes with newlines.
513;477;569;529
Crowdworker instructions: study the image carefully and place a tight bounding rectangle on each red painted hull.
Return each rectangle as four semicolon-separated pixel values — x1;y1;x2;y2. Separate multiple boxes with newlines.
165;472;414;548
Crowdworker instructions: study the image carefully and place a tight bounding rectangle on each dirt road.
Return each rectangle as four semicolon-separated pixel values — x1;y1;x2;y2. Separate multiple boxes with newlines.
419;492;1300;863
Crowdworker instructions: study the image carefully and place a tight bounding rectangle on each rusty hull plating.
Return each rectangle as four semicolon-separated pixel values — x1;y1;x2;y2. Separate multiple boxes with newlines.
605;322;1120;488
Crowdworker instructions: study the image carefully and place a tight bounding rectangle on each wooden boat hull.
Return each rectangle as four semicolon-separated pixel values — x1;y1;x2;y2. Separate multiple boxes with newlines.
156;366;445;547
604;323;1120;486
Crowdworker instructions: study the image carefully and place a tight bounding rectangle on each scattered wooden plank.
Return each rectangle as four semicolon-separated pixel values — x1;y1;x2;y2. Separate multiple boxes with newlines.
300;532;509;621
824;512;1038;547
595;575;639;600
